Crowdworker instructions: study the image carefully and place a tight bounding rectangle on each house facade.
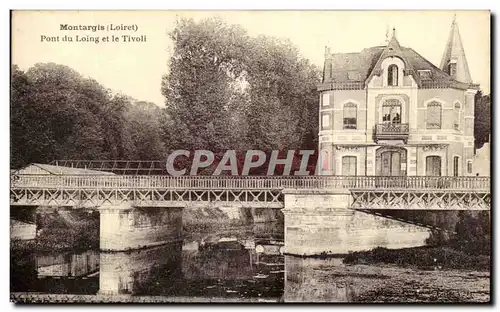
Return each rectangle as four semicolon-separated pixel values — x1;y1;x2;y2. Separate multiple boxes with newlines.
318;19;479;177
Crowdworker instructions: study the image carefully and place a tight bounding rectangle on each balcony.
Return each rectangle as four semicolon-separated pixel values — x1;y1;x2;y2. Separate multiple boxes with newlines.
375;123;409;143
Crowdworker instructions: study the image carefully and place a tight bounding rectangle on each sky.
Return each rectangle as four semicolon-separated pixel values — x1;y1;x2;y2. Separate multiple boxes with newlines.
12;10;490;106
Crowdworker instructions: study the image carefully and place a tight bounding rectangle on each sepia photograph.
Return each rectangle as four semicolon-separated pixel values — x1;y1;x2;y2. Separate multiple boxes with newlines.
9;10;491;303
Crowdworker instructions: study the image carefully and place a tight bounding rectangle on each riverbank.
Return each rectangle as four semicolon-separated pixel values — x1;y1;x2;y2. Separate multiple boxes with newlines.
351;265;490;302
285;256;490;303
11;210;100;253
284;245;490;303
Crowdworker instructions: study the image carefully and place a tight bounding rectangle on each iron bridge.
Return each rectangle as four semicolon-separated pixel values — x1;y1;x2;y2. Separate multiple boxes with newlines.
10;173;491;210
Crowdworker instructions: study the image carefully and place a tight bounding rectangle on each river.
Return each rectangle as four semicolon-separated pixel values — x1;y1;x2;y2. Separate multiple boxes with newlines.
10;222;489;303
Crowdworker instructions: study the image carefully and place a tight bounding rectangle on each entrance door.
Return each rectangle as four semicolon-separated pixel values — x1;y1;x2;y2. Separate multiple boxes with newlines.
426;156;442;176
381;151;401;176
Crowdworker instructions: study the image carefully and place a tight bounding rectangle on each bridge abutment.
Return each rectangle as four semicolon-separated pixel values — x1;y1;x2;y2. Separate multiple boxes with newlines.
99;204;183;251
283;190;353;255
282;190;431;256
10;206;37;240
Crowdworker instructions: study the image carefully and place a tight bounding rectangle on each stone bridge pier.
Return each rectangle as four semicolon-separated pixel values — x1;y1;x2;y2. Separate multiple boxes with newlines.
99;204;183;251
282;190;431;256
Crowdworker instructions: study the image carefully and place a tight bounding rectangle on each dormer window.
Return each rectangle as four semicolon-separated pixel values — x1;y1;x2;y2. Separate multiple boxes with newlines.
448;60;457;78
418;70;432;80
388;64;398;86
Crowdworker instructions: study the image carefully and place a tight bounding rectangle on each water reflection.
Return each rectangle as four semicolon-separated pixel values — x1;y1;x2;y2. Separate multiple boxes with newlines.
10;250;100;294
12;222;363;301
99;242;183;295
133;239;284;298
36;251;99;278
284;256;355;302
11;223;286;300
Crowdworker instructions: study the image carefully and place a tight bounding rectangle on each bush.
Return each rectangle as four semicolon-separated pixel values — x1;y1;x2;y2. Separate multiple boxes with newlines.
343;246;490;271
425;211;490;256
31;211;99;252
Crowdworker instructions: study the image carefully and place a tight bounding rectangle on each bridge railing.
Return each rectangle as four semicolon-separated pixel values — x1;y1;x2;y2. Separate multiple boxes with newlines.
10;174;490;191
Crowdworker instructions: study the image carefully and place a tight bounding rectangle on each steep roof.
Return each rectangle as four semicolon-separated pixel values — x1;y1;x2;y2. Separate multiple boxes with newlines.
439;17;473;84
401;47;461;85
322;26;475;90
323;46;384;83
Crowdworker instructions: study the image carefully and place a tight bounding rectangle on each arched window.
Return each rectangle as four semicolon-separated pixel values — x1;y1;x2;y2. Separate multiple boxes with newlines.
342;156;357;176
426;102;442;129
382;99;401;124
343;103;357;129
388;64;398;86
454;102;461;130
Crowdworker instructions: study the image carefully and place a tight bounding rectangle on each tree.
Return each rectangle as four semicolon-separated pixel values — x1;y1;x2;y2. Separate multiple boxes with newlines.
10;63;157;168
474;91;491;149
244;35;320;151
11;63;109;166
454;211;490;255
11;65;35;168
161;17;249;153
12;18;323;171
124;101;167;160
161;18;321;157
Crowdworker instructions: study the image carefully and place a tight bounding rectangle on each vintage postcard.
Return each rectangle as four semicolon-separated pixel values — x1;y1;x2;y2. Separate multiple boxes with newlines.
10;10;491;303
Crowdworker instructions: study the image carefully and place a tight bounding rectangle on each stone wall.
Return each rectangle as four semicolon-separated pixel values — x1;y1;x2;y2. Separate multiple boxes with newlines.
347;211;430;252
283;190;430;256
11;220;36;240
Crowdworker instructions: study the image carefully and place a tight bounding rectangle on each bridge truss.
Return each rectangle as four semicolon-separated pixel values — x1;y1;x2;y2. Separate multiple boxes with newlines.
10;188;284;208
10;174;491;210
350;189;490;210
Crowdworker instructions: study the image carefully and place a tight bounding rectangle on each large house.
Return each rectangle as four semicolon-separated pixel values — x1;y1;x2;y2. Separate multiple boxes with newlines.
318;18;478;177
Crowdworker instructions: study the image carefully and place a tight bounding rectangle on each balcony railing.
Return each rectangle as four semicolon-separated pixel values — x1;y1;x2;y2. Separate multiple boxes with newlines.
375;123;409;142
10;174;490;192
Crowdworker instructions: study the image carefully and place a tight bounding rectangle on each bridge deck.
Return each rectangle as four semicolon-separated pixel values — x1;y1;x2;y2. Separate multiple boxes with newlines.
11;174;490;190
10;174;490;210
